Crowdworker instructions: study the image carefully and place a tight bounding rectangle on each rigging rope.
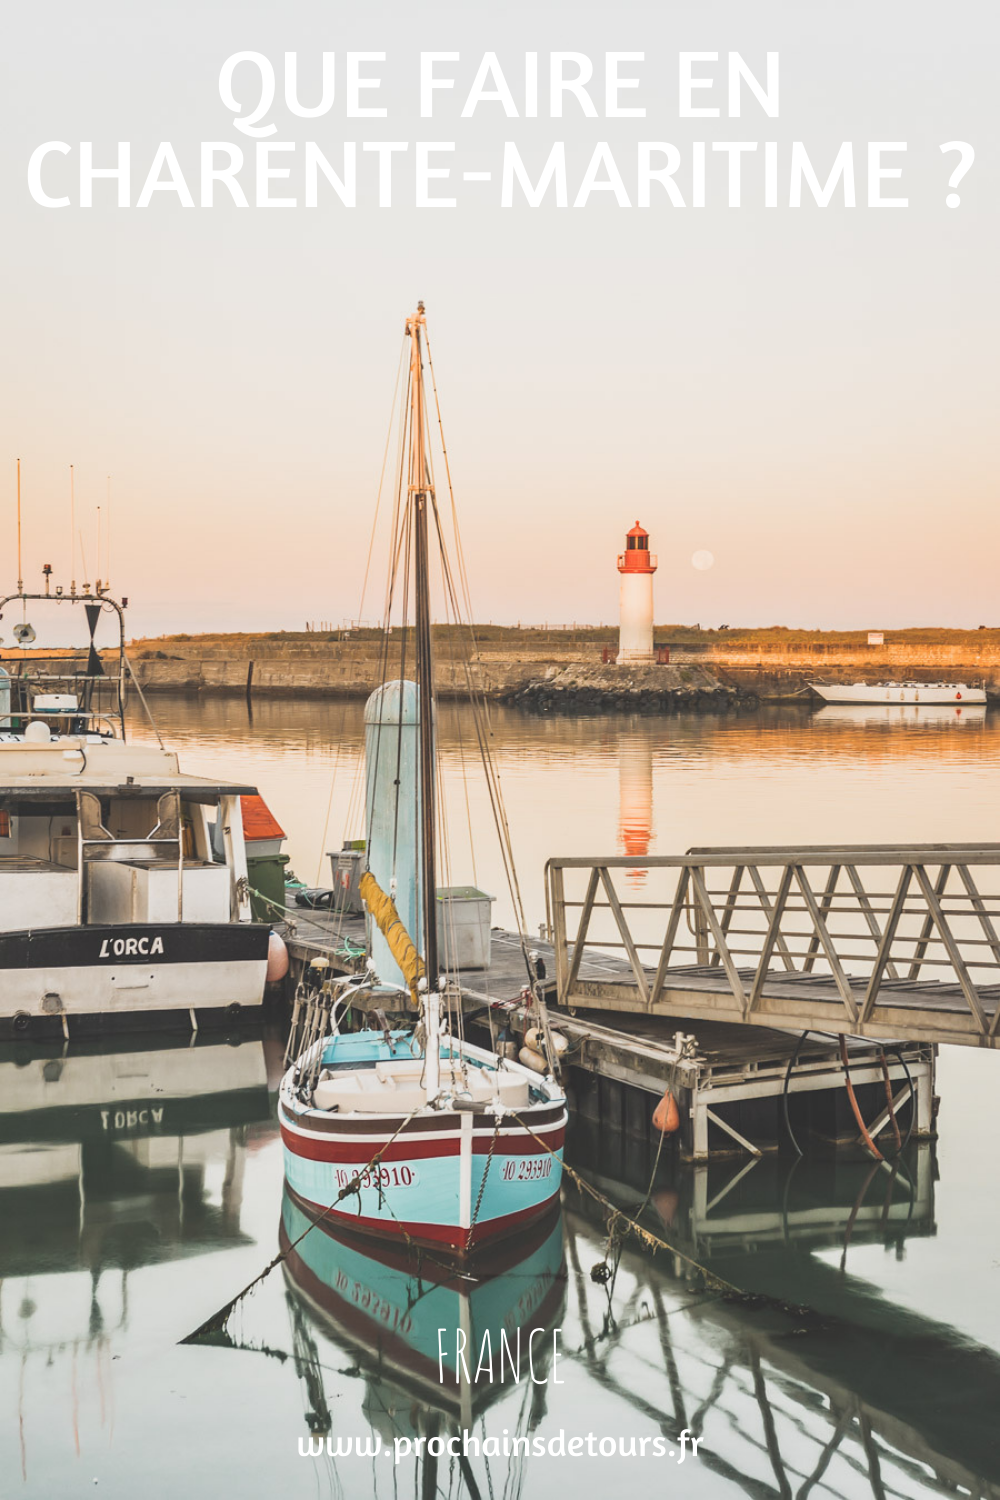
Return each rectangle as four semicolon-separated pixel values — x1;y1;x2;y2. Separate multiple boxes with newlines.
179;1102;427;1344
508;1110;740;1295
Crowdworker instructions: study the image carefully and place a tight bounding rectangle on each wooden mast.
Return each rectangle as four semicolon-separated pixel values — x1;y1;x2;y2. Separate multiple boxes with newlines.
407;301;439;988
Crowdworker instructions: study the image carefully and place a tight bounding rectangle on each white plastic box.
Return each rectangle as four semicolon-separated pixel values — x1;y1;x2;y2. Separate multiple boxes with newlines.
88;860;231;924
435;886;494;971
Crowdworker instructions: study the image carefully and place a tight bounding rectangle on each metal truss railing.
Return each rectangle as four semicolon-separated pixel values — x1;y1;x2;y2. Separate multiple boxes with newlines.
545;845;1000;1047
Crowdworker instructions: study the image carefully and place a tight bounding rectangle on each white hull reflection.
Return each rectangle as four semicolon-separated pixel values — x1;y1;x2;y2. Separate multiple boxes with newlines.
814;702;987;728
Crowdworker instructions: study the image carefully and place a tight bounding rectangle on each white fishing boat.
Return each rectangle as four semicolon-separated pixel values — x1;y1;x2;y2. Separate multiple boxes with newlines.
809;680;987;706
0;574;272;1037
279;304;566;1256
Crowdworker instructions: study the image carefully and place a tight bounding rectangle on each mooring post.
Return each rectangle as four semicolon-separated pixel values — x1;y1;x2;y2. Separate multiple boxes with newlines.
690;1080;710;1160
914;1054;935;1136
246;660;254;707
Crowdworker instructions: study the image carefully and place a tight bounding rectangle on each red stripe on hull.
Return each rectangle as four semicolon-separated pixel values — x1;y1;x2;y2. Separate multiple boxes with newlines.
286;1181;560;1253
280;1120;565;1164
296;1197;563;1282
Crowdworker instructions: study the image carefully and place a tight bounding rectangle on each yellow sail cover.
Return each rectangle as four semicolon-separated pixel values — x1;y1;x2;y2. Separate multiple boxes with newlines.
359;870;426;1000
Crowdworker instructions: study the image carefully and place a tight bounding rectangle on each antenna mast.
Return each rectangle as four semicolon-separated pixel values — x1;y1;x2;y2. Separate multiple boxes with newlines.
16;459;23;596
69;464;77;596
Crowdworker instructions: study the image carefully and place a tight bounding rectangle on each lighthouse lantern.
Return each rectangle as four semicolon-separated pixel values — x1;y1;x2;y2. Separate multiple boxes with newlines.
616;521;657;665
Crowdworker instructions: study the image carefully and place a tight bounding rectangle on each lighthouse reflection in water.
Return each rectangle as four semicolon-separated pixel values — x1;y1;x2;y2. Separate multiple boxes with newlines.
280;1186;567;1439
618;727;654;886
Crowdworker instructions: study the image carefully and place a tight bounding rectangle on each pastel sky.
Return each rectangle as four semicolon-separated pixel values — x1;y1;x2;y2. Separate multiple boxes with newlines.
1;2;996;639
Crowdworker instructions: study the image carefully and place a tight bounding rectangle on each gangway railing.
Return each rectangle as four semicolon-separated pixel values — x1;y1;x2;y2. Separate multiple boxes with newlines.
545;845;1000;1048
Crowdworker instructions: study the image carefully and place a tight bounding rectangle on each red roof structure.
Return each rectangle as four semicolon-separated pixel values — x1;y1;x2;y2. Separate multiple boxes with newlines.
241;794;286;843
618;520;657;575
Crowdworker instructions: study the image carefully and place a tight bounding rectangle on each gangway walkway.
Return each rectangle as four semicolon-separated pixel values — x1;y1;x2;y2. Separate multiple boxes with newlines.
546;844;1000;1048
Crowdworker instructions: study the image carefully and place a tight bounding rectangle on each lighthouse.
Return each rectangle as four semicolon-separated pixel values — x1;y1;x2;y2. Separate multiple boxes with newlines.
616;521;657;665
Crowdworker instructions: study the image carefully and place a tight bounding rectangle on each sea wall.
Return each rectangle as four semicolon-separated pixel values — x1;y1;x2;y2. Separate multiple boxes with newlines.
126;653;745;709
122;631;1000;705
686;643;1000;702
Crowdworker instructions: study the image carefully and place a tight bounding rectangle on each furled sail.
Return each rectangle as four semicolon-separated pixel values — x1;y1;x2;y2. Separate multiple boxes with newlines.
359;870;425;999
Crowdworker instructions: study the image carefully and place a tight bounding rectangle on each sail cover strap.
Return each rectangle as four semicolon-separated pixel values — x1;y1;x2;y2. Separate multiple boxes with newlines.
359;870;425;999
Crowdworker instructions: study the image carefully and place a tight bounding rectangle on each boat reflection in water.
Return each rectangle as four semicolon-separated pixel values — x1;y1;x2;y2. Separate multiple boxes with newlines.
0;1033;273;1477
279;1184;566;1439
814;701;988;729
0;1034;272;1271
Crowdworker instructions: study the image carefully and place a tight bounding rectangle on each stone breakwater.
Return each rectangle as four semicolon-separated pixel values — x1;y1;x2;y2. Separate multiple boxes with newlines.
123;652;750;710
498;663;751;713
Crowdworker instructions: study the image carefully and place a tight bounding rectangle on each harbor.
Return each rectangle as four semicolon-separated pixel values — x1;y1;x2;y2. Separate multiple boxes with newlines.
5;0;998;1490
3;675;1000;1495
3;478;997;1484
119;623;1000;706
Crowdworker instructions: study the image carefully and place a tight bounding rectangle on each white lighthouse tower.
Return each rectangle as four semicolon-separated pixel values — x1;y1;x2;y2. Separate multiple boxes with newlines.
616;521;657;665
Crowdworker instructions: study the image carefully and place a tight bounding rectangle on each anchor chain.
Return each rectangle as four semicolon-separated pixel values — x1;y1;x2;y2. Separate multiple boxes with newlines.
465;1115;501;1254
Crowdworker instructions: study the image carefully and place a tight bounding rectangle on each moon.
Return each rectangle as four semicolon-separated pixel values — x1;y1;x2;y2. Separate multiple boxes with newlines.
692;550;715;571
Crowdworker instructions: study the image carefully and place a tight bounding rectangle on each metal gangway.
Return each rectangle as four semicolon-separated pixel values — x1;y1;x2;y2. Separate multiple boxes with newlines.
545;845;1000;1048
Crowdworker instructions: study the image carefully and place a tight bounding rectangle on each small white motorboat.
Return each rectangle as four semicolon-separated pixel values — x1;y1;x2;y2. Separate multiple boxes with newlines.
809;680;987;706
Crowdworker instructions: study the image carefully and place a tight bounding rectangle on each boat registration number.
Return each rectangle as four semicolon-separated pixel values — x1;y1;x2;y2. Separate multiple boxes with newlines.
500;1157;553;1183
334;1165;419;1191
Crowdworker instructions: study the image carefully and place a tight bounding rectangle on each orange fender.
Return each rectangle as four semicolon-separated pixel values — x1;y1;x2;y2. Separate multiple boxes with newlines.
652;1089;680;1134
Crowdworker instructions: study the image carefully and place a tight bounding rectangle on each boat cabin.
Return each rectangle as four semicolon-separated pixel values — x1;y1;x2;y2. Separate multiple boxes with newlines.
0;758;256;934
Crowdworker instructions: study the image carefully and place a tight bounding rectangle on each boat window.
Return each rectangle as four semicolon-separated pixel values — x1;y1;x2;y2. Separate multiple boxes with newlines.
0;812;8;838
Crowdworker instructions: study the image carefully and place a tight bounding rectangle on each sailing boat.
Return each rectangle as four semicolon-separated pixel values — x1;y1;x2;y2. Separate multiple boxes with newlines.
278;304;566;1255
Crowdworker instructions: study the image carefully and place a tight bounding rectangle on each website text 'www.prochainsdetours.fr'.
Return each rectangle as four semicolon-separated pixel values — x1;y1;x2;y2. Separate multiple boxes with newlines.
298;1430;703;1465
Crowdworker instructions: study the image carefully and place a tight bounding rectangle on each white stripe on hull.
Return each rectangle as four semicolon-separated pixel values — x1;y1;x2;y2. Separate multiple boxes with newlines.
0;958;267;1018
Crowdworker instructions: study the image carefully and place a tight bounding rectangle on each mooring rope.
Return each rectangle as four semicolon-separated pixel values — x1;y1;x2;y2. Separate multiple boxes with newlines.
508;1110;740;1295
179;1104;426;1344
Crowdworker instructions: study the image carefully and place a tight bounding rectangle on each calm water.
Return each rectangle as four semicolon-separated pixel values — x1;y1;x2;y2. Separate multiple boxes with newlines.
3;698;999;1498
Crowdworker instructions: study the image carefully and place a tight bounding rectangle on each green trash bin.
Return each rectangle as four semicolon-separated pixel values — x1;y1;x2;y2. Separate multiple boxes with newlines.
247;852;290;923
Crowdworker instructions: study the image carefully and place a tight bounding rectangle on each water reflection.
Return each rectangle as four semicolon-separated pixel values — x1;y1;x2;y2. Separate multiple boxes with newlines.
0;1035;273;1482
0;1036;272;1278
128;697;1000;933
0;1030;998;1496
280;1187;566;1437
814;701;988;729
247;1130;1000;1498
561;1137;1000;1499
4;691;1000;1495
618;727;654;886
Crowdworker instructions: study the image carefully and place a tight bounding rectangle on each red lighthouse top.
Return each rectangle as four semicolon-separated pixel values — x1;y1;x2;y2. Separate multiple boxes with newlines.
618;521;657;575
